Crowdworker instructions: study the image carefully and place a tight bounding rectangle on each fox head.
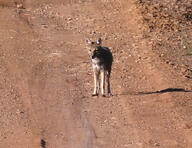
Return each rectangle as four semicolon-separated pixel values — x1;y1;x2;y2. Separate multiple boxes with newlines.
86;38;102;56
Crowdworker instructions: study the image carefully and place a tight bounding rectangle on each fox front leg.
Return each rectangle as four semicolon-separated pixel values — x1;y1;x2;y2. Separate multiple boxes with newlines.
92;71;99;96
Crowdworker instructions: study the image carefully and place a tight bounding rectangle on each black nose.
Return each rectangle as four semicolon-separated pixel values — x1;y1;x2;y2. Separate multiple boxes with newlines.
92;55;95;59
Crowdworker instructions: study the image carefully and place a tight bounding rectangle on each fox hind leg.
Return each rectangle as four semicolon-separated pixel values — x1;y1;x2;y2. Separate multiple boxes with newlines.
100;70;105;97
107;70;112;96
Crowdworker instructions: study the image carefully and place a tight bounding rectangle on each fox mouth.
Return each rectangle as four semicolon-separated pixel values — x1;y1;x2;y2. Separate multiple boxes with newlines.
91;57;100;64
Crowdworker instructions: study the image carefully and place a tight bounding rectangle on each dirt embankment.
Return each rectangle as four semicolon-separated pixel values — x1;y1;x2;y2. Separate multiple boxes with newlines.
0;0;192;148
137;0;192;78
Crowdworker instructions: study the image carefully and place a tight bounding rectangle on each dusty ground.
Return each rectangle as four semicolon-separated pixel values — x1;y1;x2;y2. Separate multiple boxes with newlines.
0;0;192;148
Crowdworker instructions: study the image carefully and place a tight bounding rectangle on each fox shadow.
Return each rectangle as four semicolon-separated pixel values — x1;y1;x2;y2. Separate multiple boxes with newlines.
114;88;192;96
137;88;192;95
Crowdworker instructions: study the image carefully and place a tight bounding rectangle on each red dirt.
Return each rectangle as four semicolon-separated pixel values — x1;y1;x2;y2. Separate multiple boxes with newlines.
0;0;192;148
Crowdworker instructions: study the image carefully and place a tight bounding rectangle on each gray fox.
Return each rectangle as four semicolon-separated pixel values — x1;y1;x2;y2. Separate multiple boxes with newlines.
86;38;113;97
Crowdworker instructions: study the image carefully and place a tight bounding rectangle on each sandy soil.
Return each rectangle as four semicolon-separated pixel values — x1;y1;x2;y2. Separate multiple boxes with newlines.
0;0;192;148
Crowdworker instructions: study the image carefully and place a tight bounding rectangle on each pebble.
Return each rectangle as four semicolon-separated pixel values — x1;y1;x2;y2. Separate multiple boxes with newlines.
154;143;160;147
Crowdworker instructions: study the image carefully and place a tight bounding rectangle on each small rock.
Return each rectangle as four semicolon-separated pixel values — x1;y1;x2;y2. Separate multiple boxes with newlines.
17;4;23;9
170;63;175;66
185;75;191;79
41;139;46;148
16;110;24;114
154;143;160;147
166;60;170;64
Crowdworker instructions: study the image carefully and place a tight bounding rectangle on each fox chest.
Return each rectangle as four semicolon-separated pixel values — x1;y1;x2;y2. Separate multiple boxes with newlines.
92;58;104;71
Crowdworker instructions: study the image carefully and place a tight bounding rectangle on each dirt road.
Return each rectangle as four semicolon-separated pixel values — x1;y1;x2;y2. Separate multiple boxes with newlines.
0;0;192;148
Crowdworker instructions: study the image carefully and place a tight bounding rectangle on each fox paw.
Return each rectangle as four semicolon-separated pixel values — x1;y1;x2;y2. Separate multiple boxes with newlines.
108;93;112;97
92;93;98;97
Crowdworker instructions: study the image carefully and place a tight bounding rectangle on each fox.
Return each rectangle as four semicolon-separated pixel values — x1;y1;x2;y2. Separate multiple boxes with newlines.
86;38;113;97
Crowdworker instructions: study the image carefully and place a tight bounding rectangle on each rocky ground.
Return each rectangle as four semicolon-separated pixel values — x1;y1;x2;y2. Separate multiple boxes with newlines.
0;0;192;148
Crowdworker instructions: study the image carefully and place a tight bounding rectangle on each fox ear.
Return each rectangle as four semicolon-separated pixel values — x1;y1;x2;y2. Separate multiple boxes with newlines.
97;38;102;45
86;38;91;44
